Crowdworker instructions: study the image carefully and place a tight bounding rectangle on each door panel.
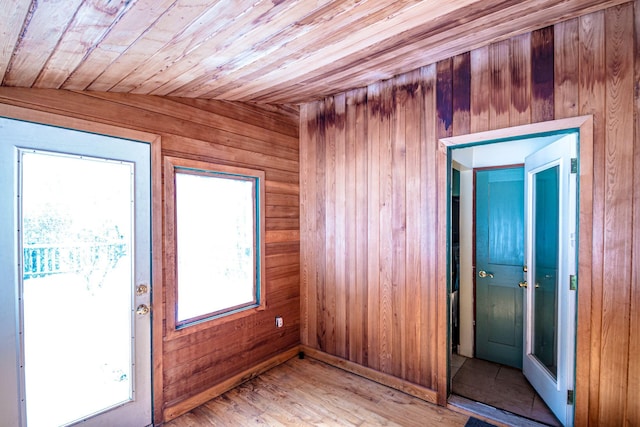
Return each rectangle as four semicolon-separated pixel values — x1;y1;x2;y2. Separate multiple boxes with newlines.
532;166;559;377
523;135;577;426
487;285;518;347
475;167;524;368
22;151;136;426
0;117;151;427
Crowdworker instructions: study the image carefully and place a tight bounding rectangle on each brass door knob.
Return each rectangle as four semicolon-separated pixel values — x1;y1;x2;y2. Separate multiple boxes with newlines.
136;304;150;315
478;270;494;278
518;281;528;288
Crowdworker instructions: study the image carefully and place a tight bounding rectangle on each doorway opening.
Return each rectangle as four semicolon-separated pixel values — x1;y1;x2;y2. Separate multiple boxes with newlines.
443;120;586;427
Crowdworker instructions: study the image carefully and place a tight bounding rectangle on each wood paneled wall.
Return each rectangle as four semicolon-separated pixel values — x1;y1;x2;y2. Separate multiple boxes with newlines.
301;70;440;387
0;88;301;424
300;2;639;425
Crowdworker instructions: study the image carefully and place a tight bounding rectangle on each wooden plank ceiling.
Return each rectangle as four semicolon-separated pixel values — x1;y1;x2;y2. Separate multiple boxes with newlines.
0;0;627;104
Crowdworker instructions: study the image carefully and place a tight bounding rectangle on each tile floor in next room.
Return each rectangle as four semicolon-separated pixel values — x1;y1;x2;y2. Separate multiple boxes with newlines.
450;354;561;426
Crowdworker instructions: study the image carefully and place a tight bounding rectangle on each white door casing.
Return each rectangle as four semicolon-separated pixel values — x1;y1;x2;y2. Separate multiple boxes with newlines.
0;117;152;427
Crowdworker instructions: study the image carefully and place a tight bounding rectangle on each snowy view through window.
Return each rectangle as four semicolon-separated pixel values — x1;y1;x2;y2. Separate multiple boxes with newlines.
175;171;256;324
21;150;134;427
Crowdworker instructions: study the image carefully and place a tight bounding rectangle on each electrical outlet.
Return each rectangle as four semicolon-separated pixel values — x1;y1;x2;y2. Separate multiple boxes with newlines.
275;316;283;328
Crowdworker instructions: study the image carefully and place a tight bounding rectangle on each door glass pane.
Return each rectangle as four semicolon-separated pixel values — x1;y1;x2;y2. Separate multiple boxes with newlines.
532;165;559;378
21;150;134;427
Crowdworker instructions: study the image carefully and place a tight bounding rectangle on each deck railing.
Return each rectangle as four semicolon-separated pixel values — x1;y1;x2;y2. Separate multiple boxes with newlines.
23;241;127;279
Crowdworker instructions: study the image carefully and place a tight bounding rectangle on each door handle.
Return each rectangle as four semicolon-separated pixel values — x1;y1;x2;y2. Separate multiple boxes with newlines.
478;270;494;278
519;281;527;288
136;304;150;315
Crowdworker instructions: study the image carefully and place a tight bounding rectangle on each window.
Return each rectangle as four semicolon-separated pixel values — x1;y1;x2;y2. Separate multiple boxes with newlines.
165;157;265;331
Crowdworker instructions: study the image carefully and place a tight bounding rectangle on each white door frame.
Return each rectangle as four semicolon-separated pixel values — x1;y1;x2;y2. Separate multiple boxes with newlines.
0;105;163;426
439;115;594;425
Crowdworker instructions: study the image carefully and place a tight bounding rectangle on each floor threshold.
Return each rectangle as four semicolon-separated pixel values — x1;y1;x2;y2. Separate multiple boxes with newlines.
448;395;551;427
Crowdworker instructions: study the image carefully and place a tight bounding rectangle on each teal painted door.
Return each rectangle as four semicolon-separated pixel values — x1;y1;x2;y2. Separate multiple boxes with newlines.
475;167;525;368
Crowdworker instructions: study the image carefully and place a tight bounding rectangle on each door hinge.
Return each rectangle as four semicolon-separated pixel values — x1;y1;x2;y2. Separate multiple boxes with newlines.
570;275;577;291
571;158;578;174
567;389;574;405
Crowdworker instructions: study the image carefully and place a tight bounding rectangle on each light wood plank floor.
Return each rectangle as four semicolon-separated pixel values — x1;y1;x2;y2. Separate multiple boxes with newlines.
165;357;472;426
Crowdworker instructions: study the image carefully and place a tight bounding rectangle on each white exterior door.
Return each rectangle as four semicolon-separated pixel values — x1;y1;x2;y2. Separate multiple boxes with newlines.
523;133;577;426
0;117;152;427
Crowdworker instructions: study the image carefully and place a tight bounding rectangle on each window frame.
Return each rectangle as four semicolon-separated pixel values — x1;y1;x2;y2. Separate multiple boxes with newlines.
164;156;266;336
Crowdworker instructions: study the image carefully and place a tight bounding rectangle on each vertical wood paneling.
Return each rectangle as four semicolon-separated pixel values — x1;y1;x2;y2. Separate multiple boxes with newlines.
554;19;580;118
510;33;532;126
345;89;357;362
435;121;449;407
324;96;336;356
629;3;640;425
489;40;511;129
436;59;453;138
435;57;453;404
574;108;596;427
599;4;634;424
297;3;639;423
531;26;555;122
301;101;319;348
299;104;310;347
334;93;347;359
421;64;438;389
578;10;606;425
391;77;406;379
378;79;394;375
470;46;490;133
366;82;381;372
315;100;327;352
404;70;422;384
151;135;164;425
353;87;368;366
452;53;471;136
